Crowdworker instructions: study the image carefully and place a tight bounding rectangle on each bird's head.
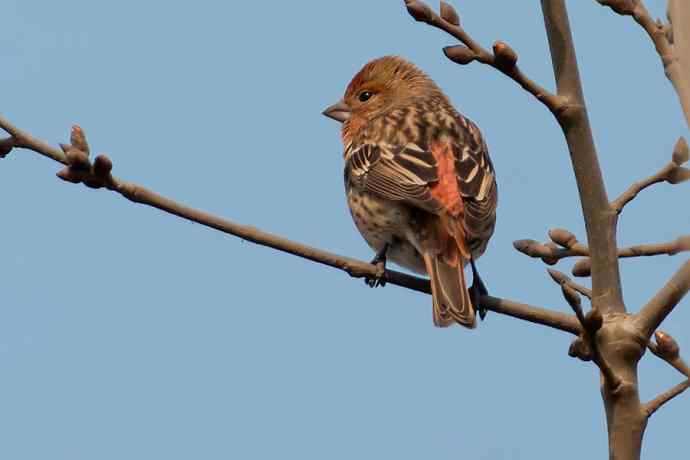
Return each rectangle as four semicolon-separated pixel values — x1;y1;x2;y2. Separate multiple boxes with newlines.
323;56;442;138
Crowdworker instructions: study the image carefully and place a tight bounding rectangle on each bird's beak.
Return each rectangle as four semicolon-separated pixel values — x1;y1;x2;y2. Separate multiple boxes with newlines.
322;99;351;123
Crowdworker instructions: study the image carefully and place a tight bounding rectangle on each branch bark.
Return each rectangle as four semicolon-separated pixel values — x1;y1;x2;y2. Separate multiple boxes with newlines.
643;379;690;417
611;137;690;214
636;260;690;339
541;0;624;314
404;1;565;114
598;0;690;128
0;115;581;336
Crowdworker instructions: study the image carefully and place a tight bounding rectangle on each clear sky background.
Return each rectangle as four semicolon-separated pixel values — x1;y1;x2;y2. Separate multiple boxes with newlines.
1;1;688;459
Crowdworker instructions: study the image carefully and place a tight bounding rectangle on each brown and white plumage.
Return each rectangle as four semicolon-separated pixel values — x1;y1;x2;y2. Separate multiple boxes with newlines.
324;56;497;328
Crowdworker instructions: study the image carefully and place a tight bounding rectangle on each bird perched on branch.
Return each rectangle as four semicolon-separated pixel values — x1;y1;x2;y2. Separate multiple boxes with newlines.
323;56;497;328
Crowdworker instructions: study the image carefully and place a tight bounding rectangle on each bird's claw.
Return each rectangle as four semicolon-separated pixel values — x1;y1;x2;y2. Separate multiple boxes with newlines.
470;258;489;320
365;243;389;288
364;271;387;288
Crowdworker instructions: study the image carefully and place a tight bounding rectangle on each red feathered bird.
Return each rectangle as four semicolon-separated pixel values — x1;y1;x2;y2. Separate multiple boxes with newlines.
324;56;497;328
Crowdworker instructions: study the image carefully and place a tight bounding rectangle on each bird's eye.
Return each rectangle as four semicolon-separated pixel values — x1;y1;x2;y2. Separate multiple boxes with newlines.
359;91;374;102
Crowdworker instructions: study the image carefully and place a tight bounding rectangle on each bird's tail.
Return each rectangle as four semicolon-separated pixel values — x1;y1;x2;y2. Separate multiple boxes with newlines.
422;252;476;328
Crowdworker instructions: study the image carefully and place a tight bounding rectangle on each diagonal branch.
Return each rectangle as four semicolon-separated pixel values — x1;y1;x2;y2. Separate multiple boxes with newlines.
559;281;622;389
597;0;690;127
643;379;690;418
611;137;690;214
547;268;592;299
636;260;690;338
404;1;565;114
647;331;690;377
0;114;582;335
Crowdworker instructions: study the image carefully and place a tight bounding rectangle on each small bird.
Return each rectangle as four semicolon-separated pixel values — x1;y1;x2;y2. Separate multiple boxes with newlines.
323;56;497;328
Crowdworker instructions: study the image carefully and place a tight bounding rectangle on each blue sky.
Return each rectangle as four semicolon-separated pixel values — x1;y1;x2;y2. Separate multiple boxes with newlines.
1;1;688;459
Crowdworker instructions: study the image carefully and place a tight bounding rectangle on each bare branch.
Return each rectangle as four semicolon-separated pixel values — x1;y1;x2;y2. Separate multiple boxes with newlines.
636;260;690;338
517;234;690;277
597;0;690;127
558;281;621;389
643;379;690;418
514;234;587;265
612;137;690;213
647;331;690;377
404;1;565;114
547;268;592;299
0;114;582;335
541;0;624;313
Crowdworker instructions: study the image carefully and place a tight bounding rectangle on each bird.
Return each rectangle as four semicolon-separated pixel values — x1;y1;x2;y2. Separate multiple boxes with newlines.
323;56;497;328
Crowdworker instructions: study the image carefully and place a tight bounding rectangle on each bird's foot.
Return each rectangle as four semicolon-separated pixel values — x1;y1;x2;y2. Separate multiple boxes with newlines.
365;243;389;288
470;258;489;320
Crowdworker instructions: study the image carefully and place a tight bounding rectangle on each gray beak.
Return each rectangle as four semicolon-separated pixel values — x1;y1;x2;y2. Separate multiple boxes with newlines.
322;99;352;123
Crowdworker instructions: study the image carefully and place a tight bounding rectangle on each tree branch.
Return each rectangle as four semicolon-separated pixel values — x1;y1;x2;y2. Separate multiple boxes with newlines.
541;0;624;313
516;232;689;277
547;268;592;299
559;281;622;389
643;379;690;418
636;260;690;338
611;137;690;214
0;114;582;335
597;0;690;128
404;1;565;114
647;331;690;377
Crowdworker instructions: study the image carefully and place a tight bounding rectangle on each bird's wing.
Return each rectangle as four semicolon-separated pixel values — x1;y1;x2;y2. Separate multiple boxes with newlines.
450;116;497;256
344;142;443;213
344;116;496;256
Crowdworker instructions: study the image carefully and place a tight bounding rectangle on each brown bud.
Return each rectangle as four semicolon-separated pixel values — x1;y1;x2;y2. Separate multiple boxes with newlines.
93;154;113;178
443;45;476;65
672;137;688;165
56;167;84;183
0;137;15;158
439;1;460;25
65;146;90;171
584;308;603;333
493;41;518;70
562;284;581;310
666;23;674;44
667;166;690;185
572;258;592;277
513;239;540;256
542;242;559;265
70;124;90;156
569;337;592;361
549;228;578;249
405;1;434;23
83;177;105;189
547;268;568;286
655;331;680;360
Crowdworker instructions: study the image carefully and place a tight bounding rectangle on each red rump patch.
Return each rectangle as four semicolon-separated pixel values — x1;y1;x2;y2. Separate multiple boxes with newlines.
429;141;470;263
429;142;463;217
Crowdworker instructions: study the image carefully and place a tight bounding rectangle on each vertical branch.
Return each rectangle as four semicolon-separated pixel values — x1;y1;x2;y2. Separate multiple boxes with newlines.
540;1;624;313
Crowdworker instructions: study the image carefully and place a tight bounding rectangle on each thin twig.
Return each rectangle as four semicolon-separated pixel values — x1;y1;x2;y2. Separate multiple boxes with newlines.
0;114;582;335
404;1;565;114
611;137;690;214
647;341;690;377
636;260;690;338
643;379;690;417
547;268;592;299
515;235;690;270
559;282;622;389
597;0;690;127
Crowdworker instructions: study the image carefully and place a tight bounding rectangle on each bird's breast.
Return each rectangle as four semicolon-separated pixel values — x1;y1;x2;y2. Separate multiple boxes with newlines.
346;186;426;274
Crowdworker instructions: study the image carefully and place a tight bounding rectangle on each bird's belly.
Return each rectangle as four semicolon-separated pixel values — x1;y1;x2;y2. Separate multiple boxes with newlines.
346;187;426;274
